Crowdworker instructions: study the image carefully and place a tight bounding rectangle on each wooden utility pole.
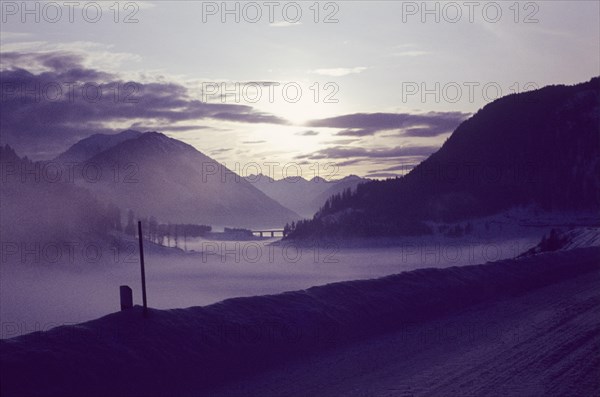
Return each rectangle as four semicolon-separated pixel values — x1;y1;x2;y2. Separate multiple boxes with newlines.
138;221;148;318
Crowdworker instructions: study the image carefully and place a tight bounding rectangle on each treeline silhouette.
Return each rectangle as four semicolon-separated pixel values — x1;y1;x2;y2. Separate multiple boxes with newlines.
123;209;211;248
223;227;254;237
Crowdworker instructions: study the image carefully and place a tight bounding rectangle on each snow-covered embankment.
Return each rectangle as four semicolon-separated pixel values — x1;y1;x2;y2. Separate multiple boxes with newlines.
1;247;599;396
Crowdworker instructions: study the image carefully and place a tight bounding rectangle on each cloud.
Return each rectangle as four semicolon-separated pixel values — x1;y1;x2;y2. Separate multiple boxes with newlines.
394;43;418;48
0;51;289;159
0;51;109;78
336;128;380;137
321;138;361;145
335;158;364;166
392;51;430;57
401;126;454;137
307;111;469;137
0;42;143;73
242;140;266;144
154;125;210;132
210;148;233;154
296;145;439;160
212;112;288;124
240;81;281;86
310;67;368;77
269;21;302;27
296;130;319;136
377;164;418;172
0;32;32;41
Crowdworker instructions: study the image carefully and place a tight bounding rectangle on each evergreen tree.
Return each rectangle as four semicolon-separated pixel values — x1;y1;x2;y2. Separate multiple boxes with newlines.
124;209;135;236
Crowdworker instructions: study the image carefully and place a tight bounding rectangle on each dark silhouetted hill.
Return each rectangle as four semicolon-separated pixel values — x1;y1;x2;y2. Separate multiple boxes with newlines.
73;132;300;228
286;77;600;239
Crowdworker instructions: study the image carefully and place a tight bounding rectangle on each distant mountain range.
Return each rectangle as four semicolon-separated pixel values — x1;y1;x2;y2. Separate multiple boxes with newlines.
286;77;600;239
5;77;598;240
52;129;367;226
244;174;368;218
56;131;300;228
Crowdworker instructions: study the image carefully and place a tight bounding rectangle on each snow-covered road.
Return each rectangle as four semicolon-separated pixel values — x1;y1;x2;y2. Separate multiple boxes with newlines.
208;264;600;397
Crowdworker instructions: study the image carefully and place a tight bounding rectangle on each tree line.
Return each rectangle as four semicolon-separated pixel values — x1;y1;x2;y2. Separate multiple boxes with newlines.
107;206;211;248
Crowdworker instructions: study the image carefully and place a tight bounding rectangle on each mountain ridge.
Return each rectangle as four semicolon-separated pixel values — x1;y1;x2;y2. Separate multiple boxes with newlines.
54;130;142;163
72;131;300;228
286;77;600;239
244;173;369;218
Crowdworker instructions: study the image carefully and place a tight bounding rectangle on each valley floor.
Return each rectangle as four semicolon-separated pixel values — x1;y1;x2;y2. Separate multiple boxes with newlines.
206;269;600;397
2;246;599;397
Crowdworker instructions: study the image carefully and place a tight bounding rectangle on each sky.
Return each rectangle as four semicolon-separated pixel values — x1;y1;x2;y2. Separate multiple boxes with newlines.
1;0;599;179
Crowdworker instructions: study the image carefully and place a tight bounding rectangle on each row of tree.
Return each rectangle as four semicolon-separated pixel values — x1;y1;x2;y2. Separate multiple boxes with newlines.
107;207;212;248
284;216;432;239
223;227;254;237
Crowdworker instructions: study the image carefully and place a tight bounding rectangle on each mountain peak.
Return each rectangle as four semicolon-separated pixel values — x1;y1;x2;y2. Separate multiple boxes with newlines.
55;130;143;162
117;131;201;157
140;130;166;138
339;174;363;182
309;176;328;183
245;173;276;183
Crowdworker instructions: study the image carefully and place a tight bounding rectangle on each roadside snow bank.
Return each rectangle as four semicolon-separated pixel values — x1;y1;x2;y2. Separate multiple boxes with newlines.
2;247;599;397
519;227;600;257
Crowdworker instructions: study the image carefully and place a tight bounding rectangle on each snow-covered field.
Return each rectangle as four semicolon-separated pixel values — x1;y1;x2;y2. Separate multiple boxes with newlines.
2;246;599;396
3;210;599;340
1;231;543;339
